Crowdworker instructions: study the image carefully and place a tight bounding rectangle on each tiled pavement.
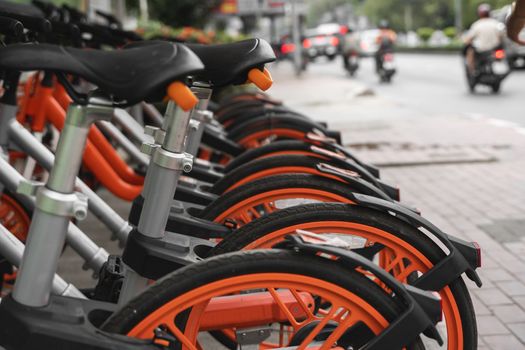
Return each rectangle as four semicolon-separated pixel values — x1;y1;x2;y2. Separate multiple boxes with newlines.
270;62;525;348
375;147;525;349
57;63;525;348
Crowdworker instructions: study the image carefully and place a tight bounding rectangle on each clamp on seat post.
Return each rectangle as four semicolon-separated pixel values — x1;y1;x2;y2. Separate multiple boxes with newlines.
140;100;195;188
136;82;198;240
120;81;200;304
140;112;194;174
18;182;89;221
12;96;114;308
17;96;114;220
185;119;202;157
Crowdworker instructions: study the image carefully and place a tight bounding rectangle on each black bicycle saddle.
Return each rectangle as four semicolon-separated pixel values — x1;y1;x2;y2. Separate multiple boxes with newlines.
186;38;275;87
0;41;204;105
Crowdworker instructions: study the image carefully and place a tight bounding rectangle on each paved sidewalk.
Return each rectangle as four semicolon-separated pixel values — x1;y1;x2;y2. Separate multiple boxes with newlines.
271;62;525;349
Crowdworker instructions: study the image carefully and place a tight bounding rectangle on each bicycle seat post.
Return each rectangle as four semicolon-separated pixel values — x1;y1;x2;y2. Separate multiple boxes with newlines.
185;84;213;157
119;97;196;305
138;102;193;237
12;95;113;308
0;71;20;162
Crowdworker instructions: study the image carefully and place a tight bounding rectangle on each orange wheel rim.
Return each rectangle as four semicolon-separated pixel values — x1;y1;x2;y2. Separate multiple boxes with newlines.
0;194;30;242
241;221;463;349
213;188;353;226
225;167;345;193
238;129;308;149
128;273;389;349
257;150;324;159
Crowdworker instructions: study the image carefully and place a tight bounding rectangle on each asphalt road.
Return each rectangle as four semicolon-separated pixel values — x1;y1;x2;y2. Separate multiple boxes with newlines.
304;53;525;126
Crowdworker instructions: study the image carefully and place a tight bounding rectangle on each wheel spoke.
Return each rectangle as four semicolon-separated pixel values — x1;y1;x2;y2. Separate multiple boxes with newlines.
248;207;262;219
393;264;417;283
166;322;199;350
290;289;316;321
318;312;356;350
263;202;276;214
333;309;349;323
297;306;341;350
239;211;252;224
382;251;402;274
268;288;301;328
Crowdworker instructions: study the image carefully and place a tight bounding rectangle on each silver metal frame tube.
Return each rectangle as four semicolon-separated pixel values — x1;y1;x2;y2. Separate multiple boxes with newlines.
96;120;150;166
13;102;112;307
8;120;132;243
113;108;148;143
183;87;212;156
163;106;191;153
13;211;71;306
185;119;204;157
0;143;108;275
137;161;179;238
0;103;17;148
46;106;89;192
129;104;144;125
141;102;164;127
119;103;192;303
191;85;212;111
0;223;85;299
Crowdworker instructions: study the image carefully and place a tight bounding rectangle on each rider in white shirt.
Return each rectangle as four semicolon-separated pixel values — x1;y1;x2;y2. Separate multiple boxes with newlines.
464;4;505;74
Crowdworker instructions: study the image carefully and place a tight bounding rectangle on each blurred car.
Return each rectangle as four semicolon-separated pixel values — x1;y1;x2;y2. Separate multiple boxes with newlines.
276;33;296;59
358;29;381;57
492;5;525;68
504;29;525;68
317;23;342;34
274;34;309;71
303;29;340;61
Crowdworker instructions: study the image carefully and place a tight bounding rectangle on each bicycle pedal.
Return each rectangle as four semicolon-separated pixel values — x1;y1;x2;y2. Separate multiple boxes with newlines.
93;255;126;303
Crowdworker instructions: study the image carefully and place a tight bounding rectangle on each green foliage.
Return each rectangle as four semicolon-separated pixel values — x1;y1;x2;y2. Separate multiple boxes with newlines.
360;0;511;32
306;0;357;26
463;0;509;26
10;0;80;5
362;0;455;31
417;27;435;42
443;26;457;38
138;19;247;44
128;0;222;28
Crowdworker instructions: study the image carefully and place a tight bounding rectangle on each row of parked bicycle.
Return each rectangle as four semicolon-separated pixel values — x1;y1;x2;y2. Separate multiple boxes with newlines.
0;1;481;349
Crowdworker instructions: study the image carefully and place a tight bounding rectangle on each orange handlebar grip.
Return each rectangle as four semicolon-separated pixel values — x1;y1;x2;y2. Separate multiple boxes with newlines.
247;67;273;91
167;81;199;111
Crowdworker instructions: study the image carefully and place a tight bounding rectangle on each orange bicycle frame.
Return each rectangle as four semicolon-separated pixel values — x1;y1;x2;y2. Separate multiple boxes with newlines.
17;75;143;200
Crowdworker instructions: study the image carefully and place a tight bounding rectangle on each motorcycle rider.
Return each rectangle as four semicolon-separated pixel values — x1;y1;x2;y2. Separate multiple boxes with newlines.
464;3;505;75
508;0;525;45
375;20;397;72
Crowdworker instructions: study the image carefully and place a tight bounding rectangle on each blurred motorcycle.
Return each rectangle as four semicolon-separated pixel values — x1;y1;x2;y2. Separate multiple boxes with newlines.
343;49;360;76
465;46;510;93
376;49;396;83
